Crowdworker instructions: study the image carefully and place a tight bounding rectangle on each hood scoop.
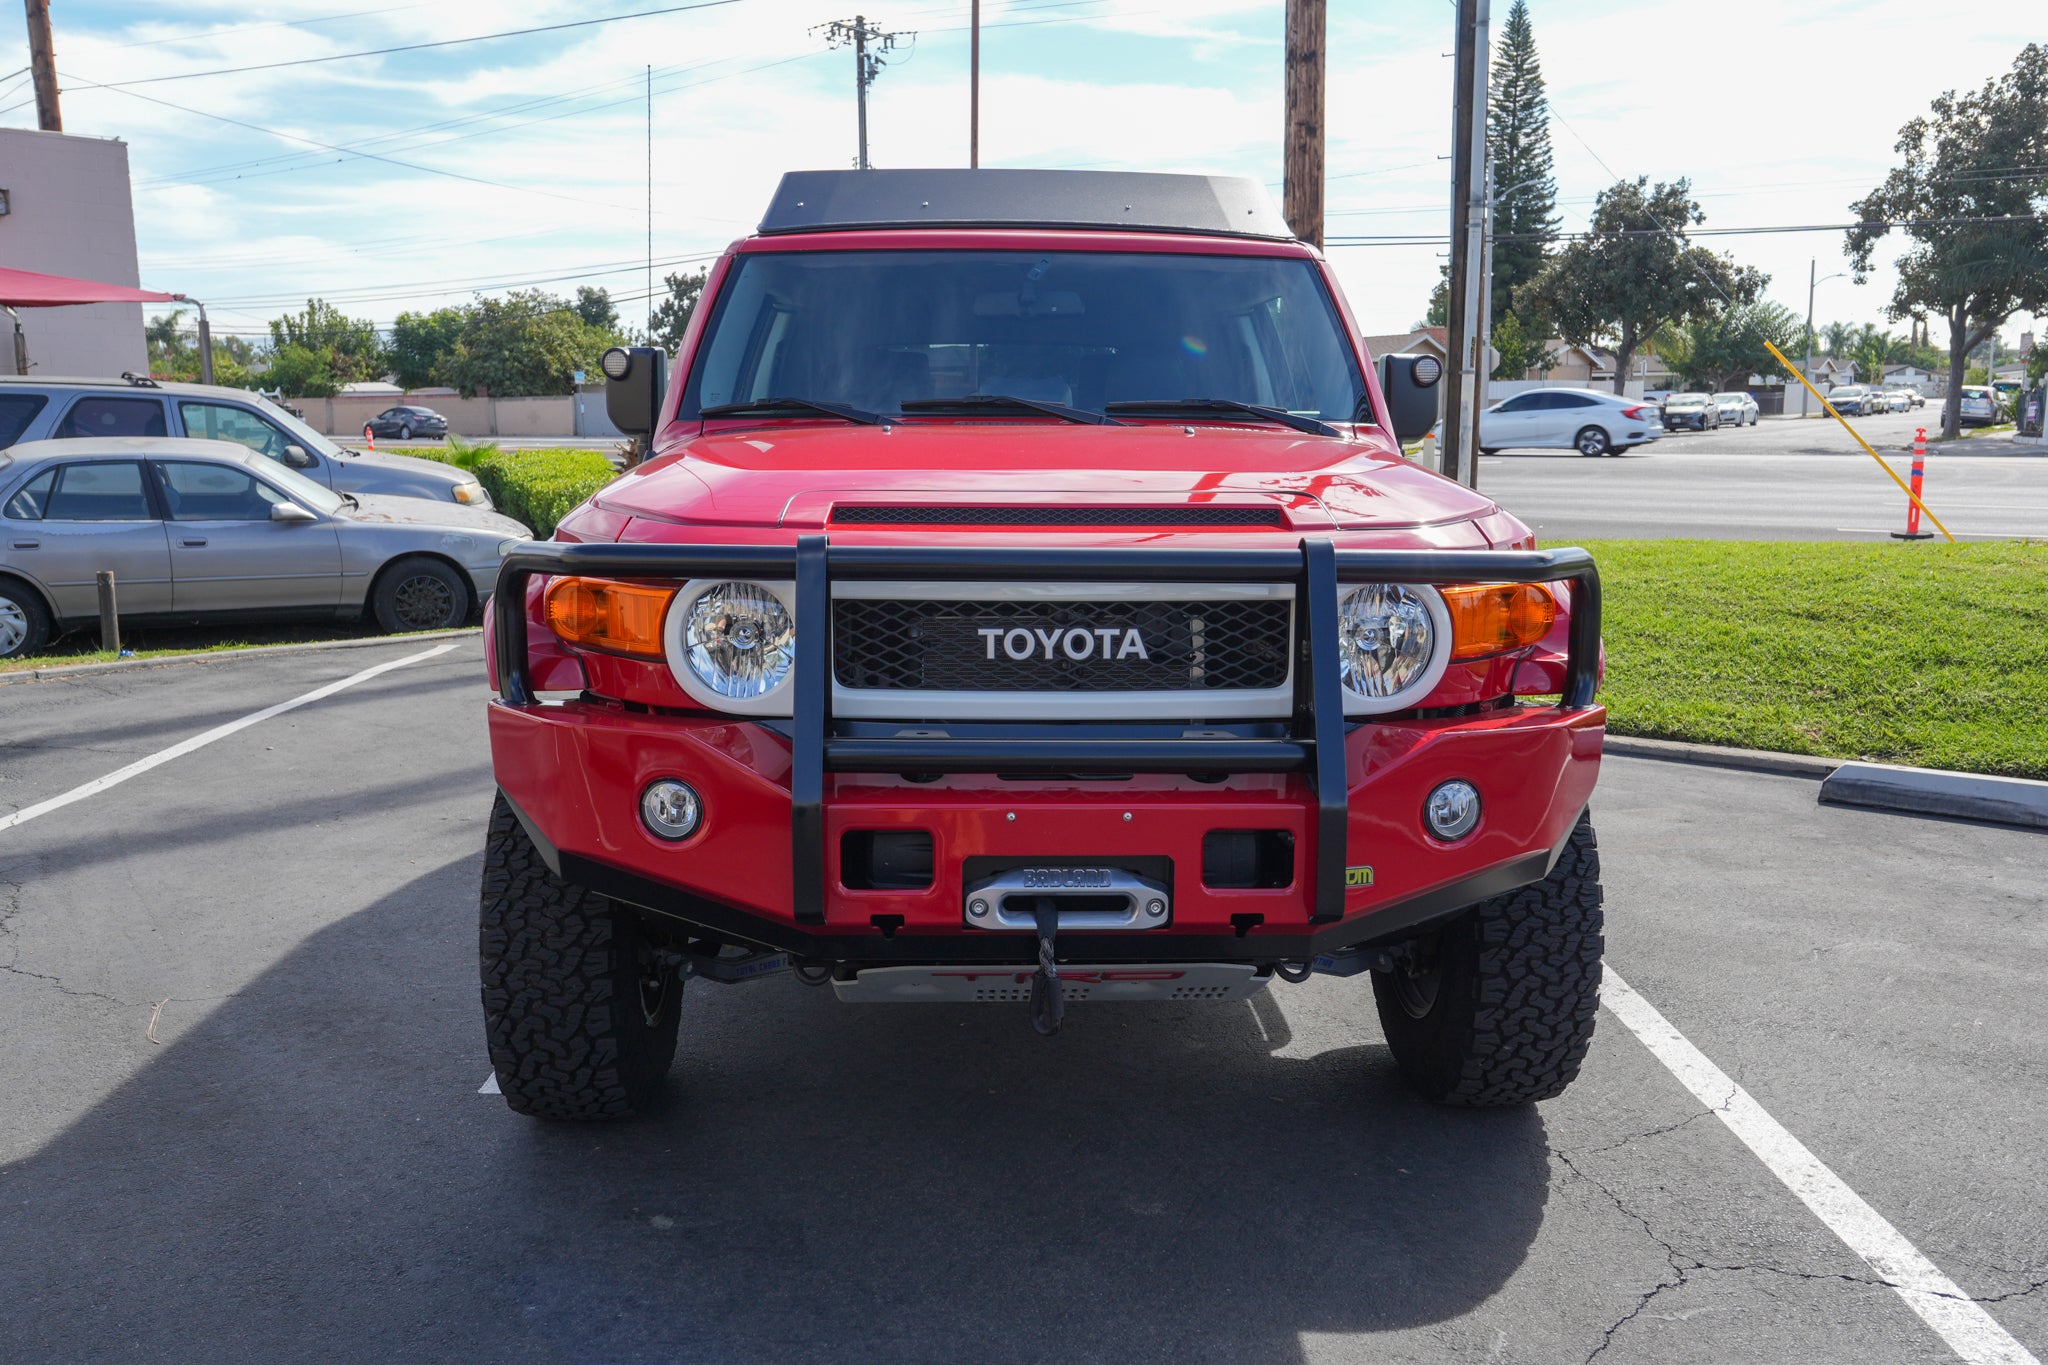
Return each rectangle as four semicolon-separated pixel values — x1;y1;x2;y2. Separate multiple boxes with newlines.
827;503;1287;528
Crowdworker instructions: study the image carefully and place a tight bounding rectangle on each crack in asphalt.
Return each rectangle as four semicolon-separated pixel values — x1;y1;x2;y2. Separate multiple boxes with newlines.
1556;1148;2046;1362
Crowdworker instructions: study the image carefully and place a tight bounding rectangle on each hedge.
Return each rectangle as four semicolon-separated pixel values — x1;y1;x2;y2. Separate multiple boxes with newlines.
405;443;618;537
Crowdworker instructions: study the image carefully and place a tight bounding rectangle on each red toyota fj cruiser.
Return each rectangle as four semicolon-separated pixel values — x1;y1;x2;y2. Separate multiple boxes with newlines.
480;170;1606;1120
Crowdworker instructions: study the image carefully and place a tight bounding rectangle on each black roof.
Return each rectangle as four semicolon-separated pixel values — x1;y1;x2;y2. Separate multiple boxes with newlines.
757;169;1295;241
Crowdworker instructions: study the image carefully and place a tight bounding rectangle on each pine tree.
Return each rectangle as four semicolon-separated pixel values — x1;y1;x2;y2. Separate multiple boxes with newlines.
1486;0;1558;329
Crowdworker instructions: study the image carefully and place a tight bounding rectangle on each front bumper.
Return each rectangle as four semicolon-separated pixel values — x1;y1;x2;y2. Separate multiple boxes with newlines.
490;540;1604;964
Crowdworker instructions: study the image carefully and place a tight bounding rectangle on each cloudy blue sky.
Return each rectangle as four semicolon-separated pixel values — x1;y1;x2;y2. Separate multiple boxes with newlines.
2;0;2038;350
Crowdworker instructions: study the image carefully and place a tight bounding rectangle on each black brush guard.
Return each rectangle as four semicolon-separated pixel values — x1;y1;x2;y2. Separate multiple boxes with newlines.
494;538;1600;949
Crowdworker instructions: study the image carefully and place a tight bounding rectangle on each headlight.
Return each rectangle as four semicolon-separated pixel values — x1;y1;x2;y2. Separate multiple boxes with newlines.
681;581;795;700
452;481;489;506
1335;583;1451;714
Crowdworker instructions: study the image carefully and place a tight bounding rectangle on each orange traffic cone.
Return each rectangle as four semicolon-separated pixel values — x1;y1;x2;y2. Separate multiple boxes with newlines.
363;425;375;450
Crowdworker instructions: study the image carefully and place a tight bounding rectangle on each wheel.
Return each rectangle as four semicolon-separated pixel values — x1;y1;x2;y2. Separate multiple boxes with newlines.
399;424;413;440
371;555;471;633
480;795;683;1120
1374;812;1604;1105
1574;426;1610;457
1609;445;1632;455
0;576;52;660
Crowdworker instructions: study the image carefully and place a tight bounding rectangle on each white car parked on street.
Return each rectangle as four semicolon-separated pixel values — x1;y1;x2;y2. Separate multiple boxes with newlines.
1476;388;1663;457
1713;392;1760;426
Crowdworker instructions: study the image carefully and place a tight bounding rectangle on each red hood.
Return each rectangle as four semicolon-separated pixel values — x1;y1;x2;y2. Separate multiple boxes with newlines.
589;422;1504;535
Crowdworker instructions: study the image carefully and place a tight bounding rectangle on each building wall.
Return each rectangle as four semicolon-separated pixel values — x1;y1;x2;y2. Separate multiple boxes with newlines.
308;391;579;438
1;128;149;377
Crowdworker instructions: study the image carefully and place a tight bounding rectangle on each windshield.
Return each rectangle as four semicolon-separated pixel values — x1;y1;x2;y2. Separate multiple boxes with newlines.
253;455;348;515
254;396;345;458
680;249;1371;425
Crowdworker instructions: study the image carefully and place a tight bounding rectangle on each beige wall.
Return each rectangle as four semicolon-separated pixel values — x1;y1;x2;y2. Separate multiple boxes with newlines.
310;392;576;438
1;127;148;378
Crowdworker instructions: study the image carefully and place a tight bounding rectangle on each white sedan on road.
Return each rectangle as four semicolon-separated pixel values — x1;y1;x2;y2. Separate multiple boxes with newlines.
1477;388;1663;457
1714;392;1760;426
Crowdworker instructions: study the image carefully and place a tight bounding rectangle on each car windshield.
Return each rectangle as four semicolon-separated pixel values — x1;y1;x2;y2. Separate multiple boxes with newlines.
250;455;348;515
254;397;346;458
679;249;1371;425
1669;394;1705;404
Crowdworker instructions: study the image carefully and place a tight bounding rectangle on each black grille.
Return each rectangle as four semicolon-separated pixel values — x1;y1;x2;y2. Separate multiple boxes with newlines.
834;597;1291;692
829;504;1284;527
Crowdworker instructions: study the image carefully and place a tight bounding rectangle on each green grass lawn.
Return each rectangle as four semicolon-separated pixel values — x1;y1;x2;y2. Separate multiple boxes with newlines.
1580;539;2048;778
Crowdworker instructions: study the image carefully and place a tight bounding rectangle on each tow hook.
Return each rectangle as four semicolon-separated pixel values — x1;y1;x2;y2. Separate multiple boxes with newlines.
1029;898;1064;1036
1274;960;1315;983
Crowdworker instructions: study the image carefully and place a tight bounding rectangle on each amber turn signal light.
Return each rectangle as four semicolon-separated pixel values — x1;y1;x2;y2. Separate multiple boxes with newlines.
1443;583;1556;660
545;577;675;658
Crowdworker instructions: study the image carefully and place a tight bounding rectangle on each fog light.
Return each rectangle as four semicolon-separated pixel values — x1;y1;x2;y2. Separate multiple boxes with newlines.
640;780;702;841
1424;780;1480;841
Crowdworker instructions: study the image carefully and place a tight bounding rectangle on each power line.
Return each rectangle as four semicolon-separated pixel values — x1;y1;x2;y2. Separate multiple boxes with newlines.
77;0;745;90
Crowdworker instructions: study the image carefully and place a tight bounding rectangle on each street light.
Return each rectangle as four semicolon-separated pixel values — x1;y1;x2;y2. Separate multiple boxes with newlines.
1802;260;1846;418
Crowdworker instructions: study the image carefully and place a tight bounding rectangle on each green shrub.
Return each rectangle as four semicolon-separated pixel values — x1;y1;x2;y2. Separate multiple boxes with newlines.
473;448;618;537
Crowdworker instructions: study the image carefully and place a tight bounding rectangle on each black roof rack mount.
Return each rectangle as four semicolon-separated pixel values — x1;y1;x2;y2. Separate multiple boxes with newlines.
758;169;1296;241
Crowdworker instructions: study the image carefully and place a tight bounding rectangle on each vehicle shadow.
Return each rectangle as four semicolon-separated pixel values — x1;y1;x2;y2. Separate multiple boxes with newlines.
0;856;1554;1363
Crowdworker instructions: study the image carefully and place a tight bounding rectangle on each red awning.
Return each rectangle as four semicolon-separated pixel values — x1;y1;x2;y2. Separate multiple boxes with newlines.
0;266;182;308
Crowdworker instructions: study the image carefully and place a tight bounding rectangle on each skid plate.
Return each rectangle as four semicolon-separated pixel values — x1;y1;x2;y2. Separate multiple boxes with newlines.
832;962;1268;1004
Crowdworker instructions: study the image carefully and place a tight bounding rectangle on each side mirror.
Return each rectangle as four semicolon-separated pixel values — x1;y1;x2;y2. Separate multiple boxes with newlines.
1378;352;1444;443
282;444;316;469
602;345;668;436
271;501;317;523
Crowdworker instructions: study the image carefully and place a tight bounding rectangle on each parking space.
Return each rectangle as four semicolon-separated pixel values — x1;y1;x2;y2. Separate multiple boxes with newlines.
1;640;2042;1362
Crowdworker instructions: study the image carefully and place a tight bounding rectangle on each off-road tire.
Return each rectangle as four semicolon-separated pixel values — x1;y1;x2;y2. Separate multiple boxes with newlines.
480;795;683;1120
1373;812;1604;1106
0;576;52;660
371;555;470;633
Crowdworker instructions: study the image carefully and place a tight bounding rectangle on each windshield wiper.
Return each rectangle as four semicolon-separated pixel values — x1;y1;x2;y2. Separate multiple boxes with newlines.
1104;398;1340;437
700;397;885;425
899;394;1122;426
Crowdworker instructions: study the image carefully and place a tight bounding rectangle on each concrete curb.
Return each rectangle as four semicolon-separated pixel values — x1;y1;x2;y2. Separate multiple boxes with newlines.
0;629;481;687
1820;763;2048;832
1602;734;1840;779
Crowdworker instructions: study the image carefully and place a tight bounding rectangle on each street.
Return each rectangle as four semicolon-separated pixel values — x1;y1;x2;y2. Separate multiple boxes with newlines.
2;639;2043;1363
1478;410;2048;542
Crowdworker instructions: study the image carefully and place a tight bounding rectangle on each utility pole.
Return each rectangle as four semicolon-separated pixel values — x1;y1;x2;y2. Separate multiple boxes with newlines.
969;0;980;168
1440;0;1488;486
25;0;63;132
1802;260;1844;418
1281;0;1325;247
816;16;909;171
647;64;654;338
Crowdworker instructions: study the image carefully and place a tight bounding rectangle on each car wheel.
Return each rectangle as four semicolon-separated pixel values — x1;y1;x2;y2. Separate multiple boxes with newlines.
399;424;413;440
1574;426;1610;457
372;555;471;633
0;577;52;660
481;794;683;1120
1374;811;1604;1106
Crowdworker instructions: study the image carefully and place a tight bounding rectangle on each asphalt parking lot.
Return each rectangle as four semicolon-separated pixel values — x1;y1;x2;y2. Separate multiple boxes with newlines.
2;638;2043;1363
1479;410;2048;541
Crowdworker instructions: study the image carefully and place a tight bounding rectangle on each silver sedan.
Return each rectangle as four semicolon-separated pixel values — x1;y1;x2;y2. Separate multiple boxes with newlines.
0;437;530;659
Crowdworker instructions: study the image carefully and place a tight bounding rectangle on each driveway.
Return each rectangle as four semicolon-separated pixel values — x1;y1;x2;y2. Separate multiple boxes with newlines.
1;640;2042;1362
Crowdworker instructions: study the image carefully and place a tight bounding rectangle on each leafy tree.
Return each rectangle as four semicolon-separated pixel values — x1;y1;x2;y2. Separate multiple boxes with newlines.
1820;320;1858;355
646;270;707;353
145;309;254;386
438;289;618;397
1421;278;1449;329
1489;310;1554;379
1846;326;1906;382
1847;43;2048;437
263;343;338;399
267;298;384;385
1486;0;1558;328
1661;302;1805;390
1525;177;1766;394
574;285;619;331
389;307;466;390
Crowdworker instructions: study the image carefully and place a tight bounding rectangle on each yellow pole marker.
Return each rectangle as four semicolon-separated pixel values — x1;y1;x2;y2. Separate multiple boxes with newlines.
1763;340;1956;544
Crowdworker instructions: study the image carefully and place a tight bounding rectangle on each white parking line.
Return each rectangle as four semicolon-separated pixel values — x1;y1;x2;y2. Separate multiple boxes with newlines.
0;642;459;835
1602;969;2039;1365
